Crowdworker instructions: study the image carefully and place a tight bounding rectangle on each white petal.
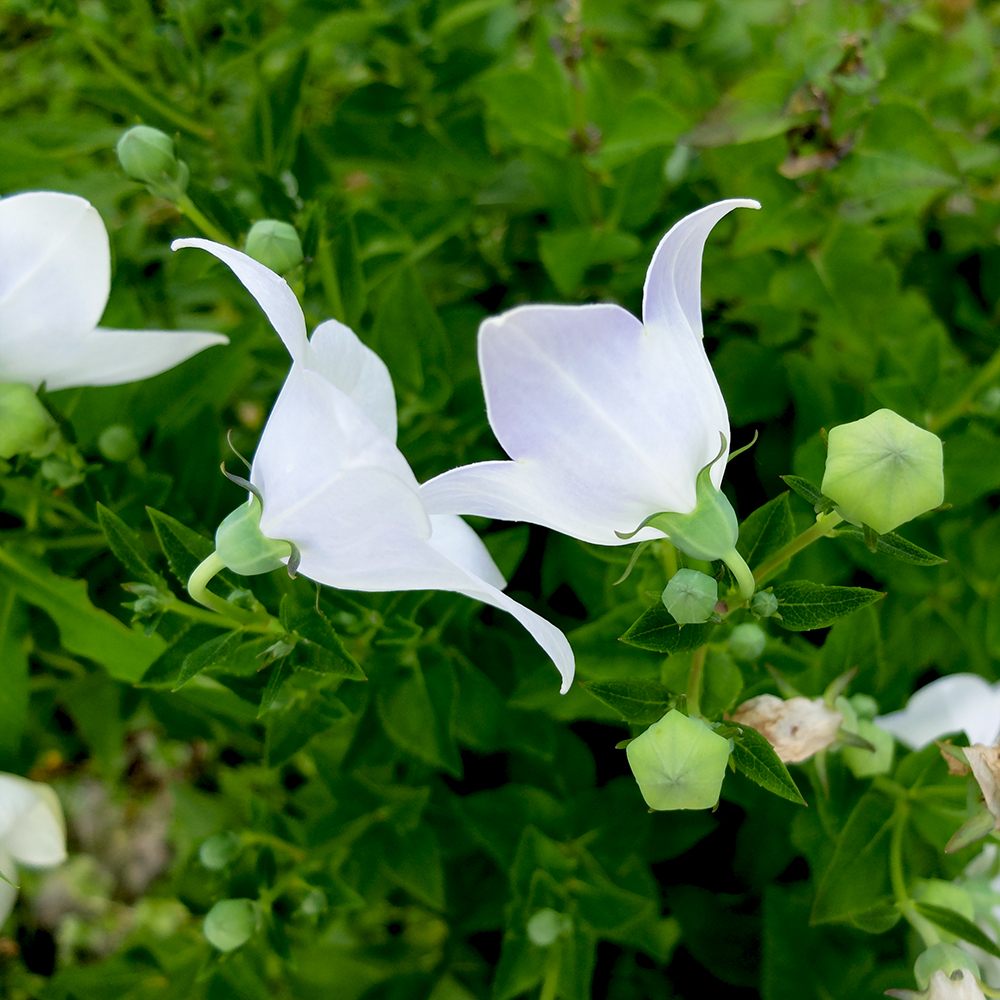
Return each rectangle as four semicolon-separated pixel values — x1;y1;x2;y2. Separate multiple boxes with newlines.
34;327;229;391
875;674;1000;750
0;850;17;927
306;319;398;442
0;774;66;868
427;514;506;591
171;238;308;361
0;191;111;384
642;198;760;339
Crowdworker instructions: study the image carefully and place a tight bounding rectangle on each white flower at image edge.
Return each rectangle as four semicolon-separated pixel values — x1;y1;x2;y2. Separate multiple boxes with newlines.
419;199;759;549
886;969;987;1000
0;773;66;925
172;238;575;693
874;674;1000;750
0;191;227;390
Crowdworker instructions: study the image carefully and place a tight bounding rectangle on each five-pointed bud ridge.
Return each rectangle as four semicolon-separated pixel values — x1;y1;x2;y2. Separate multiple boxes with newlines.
0;383;58;459
626;710;731;810
116;125;189;197
244;220;303;274
751;590;779;618
728;623;766;661
821;408;944;536
662;568;718;624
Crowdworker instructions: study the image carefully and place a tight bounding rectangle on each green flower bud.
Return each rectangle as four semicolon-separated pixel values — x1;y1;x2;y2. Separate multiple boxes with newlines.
0;383;59;459
526;908;572;947
244;220;303;274
216;499;293;576
728;623;766;661
842;719;894;777
116;125;189;196
821;408;944;535
662;569;717;624
97;424;139;463
849;693;879;721
199;832;241;871
913;942;979;991
751;591;779;618
626;710;731;810
203;898;258;952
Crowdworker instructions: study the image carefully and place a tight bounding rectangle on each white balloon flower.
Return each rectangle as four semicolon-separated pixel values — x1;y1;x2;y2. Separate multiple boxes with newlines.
0;191;227;391
875;674;1000;751
419;199;761;599
0;773;67;926
172;239;575;693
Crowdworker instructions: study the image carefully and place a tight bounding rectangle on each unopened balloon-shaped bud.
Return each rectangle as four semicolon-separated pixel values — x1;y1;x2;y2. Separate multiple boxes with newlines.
842;719;894;777
662;569;717;624
850;693;879;721
750;590;778;618
116;125;189;197
244;220;303;274
626;710;731;810
203;898;259;952
0;383;59;459
216;499;294;576
526;908;572;946
728;623;766;661
914;944;980;992
821;409;944;536
199;832;241;871
97;424;138;463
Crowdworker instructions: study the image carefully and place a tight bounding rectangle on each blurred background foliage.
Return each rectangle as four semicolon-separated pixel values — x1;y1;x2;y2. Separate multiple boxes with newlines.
3;0;1000;997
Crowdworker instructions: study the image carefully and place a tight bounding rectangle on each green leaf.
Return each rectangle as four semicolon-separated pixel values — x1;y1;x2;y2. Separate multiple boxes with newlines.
589;93;687;170
834;524;947;566
0;580;28;762
779;475;826;507
279;594;365;680
538;227;641;297
146;506;234;590
579;679;672;724
737;492;795;569
771;581;885;631
811;790;896;924
620;605;716;653
173;629;245;691
96;503;164;586
0;544;165;682
729;723;806;805
914;902;1000;960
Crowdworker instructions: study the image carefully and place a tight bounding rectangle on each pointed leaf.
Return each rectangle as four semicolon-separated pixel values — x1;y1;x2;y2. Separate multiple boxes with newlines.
730;723;806;805
173;629;245;691
579;679;672;724
279;595;364;680
737;492;794;567
914;902;1000;960
620;605;716;653
771;581;885;631
834;524;946;566
780;475;826;507
96;503;164;586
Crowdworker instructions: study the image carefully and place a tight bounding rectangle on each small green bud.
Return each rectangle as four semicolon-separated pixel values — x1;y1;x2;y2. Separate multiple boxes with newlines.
849;693;879;721
750;591;779;618
626;710;731;810
912;942;979;991
728;623;766;661
0;383;59;459
116;125;189;196
821;408;944;536
199;832;241;871
244;220;303;273
216;499;293;576
526;908;572;947
662;569;717;624
97;424;139;463
842;719;894;777
203;898;258;952
41;455;84;489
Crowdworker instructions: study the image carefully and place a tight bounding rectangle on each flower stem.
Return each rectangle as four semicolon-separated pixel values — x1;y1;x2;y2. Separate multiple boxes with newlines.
539;945;562;1000
187;551;255;625
753;511;844;587
721;548;755;600
174;193;233;246
686;644;707;719
889;800;939;948
927;340;1000;433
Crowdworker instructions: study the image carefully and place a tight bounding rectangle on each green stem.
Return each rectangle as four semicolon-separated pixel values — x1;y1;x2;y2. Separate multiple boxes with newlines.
187;551;256;625
686;644;707;719
174;193;233;246
753;511;844;587
928;340;1000;433
74;32;215;141
539;945;562;1000
721;548;755;601
889;801;939;949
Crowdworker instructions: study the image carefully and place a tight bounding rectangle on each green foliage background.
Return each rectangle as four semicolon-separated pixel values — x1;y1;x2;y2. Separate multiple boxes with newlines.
3;0;1000;997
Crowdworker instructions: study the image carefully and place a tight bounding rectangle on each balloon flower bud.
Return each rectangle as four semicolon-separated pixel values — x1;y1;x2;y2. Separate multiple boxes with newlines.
751;590;778;618
727;623;766;661
116;125;189;197
821;408;944;536
626;710;731;810
0;383;59;459
526;908;572;946
662;569;717;624
97;424;139;463
244;220;303;274
203;898;258;952
215;498;295;576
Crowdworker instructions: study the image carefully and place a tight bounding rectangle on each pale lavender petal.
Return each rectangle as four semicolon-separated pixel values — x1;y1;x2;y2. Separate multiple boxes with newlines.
0;191;110;384
306;319;398;442
0;775;66;868
875;674;1000;750
171;238;308;361
427;514;506;591
642;198;760;339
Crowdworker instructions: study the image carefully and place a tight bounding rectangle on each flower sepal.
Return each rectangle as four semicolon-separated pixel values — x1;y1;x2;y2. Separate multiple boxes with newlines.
216;498;297;577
